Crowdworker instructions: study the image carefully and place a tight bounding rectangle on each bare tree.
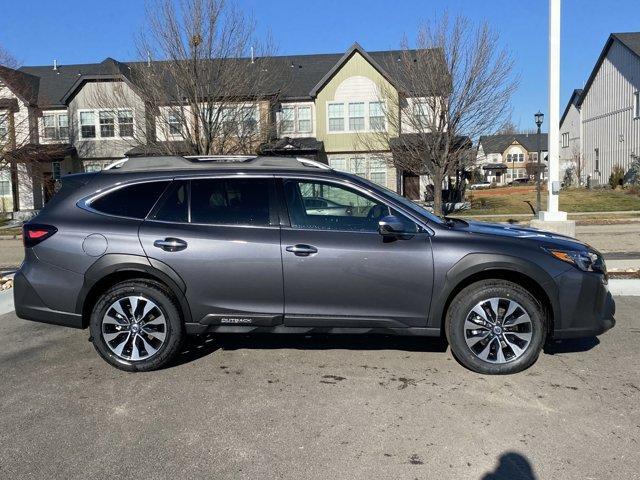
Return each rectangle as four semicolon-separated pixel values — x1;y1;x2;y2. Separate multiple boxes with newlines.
91;0;284;157
496;119;519;135
365;14;517;215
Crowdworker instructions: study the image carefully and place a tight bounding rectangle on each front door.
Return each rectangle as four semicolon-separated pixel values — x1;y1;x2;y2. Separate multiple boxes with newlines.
279;178;434;328
138;176;284;327
403;172;421;200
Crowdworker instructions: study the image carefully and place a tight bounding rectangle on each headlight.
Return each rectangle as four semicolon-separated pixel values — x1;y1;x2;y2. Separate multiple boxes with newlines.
544;247;607;274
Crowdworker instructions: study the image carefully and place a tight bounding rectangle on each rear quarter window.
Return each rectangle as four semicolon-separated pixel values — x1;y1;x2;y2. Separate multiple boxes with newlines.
89;181;169;219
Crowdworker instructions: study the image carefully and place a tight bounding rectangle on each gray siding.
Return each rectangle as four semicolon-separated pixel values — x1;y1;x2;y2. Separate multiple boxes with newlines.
68;81;145;161
582;40;640;184
559;103;581;174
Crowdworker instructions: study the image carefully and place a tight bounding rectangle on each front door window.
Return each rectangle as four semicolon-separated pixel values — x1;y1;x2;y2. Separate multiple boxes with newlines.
284;179;395;232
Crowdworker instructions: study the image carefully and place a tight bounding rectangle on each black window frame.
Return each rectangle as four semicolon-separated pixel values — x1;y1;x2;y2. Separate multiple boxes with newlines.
85;180;171;220
278;177;419;234
147;176;279;228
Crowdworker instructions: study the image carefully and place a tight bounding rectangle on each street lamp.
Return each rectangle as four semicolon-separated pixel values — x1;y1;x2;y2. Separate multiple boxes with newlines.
535;110;544;213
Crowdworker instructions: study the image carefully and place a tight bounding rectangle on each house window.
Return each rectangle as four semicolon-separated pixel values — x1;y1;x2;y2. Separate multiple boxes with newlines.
0;170;10;196
298;106;312;133
369;102;385;131
595;148;599;171
328;157;347;171
239;106;258;135
506;154;512;163
518;154;524;162
413;100;429;126
561;132;569;147
348;102;365;131
80;112;96;138
531;153;538;162
118;110;134;137
58;114;68;139
99;111;115;138
43;113;69;140
634;91;639;119
168;112;182;135
281;106;295;134
52;161;61;181
43;115;56;139
369;157;387;186
328;103;344;132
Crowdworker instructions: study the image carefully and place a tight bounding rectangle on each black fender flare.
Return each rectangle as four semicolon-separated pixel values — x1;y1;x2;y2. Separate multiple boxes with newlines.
428;252;561;329
76;254;192;325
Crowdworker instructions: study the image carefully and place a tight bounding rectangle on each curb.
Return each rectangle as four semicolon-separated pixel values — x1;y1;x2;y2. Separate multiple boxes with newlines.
0;289;14;316
608;279;640;296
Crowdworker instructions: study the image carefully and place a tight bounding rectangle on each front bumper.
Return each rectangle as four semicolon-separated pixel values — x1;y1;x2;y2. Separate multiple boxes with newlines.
13;271;83;328
552;269;616;339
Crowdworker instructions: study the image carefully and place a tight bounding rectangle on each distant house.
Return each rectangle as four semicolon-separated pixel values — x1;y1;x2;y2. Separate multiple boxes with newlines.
559;32;640;185
476;133;548;185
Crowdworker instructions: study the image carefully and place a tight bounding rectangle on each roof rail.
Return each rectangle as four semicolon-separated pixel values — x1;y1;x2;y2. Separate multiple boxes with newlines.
104;155;333;172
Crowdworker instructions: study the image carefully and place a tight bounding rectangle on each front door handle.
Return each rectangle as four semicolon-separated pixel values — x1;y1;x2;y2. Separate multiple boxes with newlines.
153;237;188;252
286;244;318;256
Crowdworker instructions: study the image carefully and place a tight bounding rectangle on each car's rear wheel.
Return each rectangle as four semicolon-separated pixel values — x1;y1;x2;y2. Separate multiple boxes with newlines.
89;280;184;372
445;279;546;374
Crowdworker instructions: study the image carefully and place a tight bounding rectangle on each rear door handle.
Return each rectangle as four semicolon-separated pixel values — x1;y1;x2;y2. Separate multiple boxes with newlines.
153;237;188;252
286;244;318;256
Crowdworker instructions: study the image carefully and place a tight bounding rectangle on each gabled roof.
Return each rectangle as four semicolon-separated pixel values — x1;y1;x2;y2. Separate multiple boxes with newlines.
9;44;446;109
478;133;548;154
560;88;583;127
579;32;640;108
0;65;40;105
309;43;400;97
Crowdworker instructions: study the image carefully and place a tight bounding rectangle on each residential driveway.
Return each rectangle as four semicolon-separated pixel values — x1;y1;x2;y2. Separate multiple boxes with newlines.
0;298;638;479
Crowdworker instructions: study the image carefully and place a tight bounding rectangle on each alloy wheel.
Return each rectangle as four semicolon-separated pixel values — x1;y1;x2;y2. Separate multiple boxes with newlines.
464;297;533;364
101;295;167;361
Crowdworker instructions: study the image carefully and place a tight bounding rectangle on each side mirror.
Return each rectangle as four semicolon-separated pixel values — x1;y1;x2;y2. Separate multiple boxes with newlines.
378;214;415;238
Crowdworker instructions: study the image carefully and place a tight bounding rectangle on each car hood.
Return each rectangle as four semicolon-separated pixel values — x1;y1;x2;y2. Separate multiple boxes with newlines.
449;219;590;251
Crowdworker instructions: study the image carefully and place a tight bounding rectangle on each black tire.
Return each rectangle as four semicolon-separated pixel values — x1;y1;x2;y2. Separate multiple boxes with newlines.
89;279;184;372
445;279;546;375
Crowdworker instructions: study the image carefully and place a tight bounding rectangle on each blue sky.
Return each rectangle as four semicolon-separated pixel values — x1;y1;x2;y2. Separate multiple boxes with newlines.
1;0;638;130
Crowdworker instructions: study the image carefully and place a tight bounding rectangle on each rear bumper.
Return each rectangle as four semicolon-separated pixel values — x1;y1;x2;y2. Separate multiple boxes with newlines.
552;270;616;339
13;271;83;328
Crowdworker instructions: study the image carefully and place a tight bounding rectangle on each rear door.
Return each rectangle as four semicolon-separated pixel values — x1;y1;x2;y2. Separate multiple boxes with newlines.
279;177;434;329
138;175;284;327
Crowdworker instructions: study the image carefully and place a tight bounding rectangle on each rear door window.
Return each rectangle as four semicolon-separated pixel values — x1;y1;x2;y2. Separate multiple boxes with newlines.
190;178;272;226
153;181;189;223
90;181;169;219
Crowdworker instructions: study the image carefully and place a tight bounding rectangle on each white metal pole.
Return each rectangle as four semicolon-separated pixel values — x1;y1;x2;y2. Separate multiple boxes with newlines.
547;0;561;215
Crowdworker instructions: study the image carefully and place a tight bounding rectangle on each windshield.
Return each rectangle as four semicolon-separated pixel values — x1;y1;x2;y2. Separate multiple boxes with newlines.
345;174;445;225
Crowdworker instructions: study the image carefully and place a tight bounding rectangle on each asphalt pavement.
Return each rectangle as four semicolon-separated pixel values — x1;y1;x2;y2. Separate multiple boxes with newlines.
0;297;638;479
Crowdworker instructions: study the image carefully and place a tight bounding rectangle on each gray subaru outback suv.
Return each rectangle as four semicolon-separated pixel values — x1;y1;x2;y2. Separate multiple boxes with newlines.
14;156;615;374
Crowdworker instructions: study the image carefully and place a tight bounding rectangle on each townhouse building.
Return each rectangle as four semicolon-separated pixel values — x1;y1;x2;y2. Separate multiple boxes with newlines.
476;133;548;185
559;32;640;185
0;43;448;213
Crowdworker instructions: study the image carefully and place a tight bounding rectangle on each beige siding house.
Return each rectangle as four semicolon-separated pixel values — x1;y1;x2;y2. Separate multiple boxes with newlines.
0;43;447;213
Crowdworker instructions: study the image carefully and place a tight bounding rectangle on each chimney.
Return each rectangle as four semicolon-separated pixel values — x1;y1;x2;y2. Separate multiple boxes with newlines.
250;46;255;64
53;59;58;71
146;51;152;67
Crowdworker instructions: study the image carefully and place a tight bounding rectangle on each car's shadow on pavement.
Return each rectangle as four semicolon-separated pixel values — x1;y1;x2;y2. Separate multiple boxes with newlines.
169;333;450;368
169;333;602;369
543;337;600;355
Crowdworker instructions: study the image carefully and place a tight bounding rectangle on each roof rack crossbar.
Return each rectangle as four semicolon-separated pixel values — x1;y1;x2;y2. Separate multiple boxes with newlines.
103;155;333;172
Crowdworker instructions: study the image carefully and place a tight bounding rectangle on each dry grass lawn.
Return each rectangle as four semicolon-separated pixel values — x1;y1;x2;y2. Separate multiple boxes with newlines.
463;185;640;216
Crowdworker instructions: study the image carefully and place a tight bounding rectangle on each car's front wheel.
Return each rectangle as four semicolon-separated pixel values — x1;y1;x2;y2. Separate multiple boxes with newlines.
445;279;546;374
89;280;184;372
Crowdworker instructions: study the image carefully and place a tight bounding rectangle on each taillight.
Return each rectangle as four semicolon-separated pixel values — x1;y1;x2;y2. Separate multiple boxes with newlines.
23;224;58;248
